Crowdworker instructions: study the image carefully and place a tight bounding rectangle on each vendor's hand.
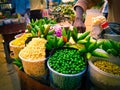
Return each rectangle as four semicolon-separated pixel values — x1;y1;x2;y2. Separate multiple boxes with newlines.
42;9;49;17
73;17;86;33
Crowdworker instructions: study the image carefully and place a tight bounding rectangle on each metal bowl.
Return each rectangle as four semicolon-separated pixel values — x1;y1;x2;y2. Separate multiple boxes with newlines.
104;34;120;41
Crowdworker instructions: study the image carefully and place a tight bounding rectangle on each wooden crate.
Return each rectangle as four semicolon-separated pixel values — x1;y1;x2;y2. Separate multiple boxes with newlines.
15;66;55;90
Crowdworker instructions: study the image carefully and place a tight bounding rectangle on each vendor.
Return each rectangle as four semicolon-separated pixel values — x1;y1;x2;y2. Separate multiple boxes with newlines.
73;0;120;33
30;0;47;21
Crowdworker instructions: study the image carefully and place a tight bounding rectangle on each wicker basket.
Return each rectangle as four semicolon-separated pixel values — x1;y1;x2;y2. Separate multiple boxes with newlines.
19;51;48;79
9;41;24;58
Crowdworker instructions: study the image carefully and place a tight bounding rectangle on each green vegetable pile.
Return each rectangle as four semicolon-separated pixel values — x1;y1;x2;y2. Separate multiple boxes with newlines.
70;28;109;59
48;48;86;90
27;18;56;38
46;27;71;50
50;4;75;22
48;48;86;74
94;60;120;76
13;58;23;71
101;39;120;58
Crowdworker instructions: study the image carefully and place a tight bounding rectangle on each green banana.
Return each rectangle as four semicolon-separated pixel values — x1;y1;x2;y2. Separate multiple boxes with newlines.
31;30;36;36
45;43;52;50
78;47;86;53
77;40;87;44
73;27;78;35
67;30;71;41
107;49;118;56
57;38;64;47
71;28;78;42
54;36;58;47
62;27;67;36
85;35;91;42
92;51;109;58
47;35;52;40
86;52;92;60
85;36;91;50
104;40;113;49
106;49;112;54
34;19;39;25
44;24;50;36
48;30;55;35
39;25;44;35
35;25;40;31
102;40;109;51
96;40;103;48
78;31;90;40
87;41;97;52
65;42;71;47
48;38;54;48
109;40;118;50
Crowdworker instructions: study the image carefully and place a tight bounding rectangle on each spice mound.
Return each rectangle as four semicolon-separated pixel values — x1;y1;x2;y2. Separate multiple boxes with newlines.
19;38;47;60
94;60;120;76
11;33;32;46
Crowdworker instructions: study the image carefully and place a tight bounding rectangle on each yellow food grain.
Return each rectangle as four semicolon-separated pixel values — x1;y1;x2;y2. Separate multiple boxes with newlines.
11;33;32;46
19;38;47;60
94;60;120;76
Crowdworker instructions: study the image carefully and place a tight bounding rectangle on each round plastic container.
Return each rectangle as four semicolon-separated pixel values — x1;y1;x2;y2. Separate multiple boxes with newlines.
19;52;48;79
104;34;120;42
47;61;86;90
108;55;120;66
9;41;24;58
102;22;120;41
88;58;120;90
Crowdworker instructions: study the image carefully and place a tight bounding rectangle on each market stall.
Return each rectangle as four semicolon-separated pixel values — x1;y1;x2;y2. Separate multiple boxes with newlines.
11;17;120;90
4;1;120;90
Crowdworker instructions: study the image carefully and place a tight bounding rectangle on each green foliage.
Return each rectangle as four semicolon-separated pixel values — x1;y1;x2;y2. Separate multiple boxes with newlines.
13;58;23;71
27;18;56;39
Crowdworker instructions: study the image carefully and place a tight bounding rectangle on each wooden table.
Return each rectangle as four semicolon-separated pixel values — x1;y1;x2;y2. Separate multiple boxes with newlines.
15;66;55;90
0;23;26;63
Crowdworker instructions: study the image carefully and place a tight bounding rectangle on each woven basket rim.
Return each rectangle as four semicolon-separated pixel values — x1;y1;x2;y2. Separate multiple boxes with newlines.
19;51;46;62
9;40;25;48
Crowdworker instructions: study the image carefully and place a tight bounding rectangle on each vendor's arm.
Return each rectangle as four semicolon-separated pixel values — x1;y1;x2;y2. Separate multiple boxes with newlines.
73;0;101;33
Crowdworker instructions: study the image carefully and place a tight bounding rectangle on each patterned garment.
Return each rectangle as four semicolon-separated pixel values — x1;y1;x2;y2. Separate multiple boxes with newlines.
11;0;30;15
74;0;120;23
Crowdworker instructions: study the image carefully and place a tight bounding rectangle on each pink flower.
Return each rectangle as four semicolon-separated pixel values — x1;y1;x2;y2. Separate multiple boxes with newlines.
51;25;62;37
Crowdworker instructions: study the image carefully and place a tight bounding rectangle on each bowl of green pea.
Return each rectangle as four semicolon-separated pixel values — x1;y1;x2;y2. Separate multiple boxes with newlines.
47;48;86;90
88;58;120;90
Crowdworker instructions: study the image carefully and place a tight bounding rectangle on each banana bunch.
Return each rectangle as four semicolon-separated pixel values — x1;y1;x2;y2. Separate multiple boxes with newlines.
71;28;109;59
46;28;71;50
46;36;65;50
26;18;56;39
102;39;120;58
